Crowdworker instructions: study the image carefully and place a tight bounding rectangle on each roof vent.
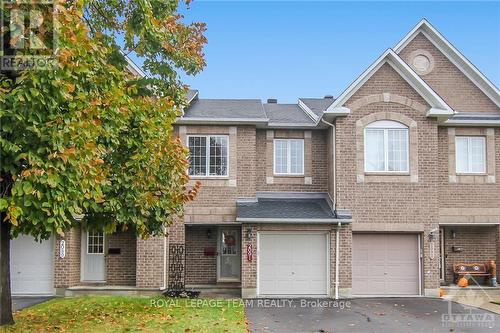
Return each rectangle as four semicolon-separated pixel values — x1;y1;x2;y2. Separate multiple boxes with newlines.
267;98;278;104
324;95;334;99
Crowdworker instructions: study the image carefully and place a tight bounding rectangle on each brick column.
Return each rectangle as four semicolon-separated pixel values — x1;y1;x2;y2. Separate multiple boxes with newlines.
54;228;81;294
135;236;165;289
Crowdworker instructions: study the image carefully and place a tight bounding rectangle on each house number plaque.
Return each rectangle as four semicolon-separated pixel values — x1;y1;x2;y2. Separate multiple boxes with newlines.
247;244;252;262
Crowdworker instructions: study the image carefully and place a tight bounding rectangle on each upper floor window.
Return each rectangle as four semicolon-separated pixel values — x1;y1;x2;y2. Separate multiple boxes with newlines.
188;135;228;177
455;136;486;174
364;120;409;173
274;139;304;175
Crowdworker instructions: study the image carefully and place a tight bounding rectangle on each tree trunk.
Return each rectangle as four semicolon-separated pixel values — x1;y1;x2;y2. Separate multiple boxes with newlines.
0;219;14;326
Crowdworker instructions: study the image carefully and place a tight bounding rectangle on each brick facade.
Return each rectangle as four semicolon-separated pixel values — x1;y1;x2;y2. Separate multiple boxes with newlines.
441;226;498;284
49;23;499;298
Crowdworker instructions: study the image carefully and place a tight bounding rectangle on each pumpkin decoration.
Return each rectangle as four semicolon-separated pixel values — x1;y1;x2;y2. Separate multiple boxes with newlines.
458;277;469;287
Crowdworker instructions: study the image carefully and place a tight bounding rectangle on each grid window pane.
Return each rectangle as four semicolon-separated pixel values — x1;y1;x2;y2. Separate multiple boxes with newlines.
209;137;228;176
188;136;228;176
455;137;469;173
274;139;304;174
274;140;288;174
88;231;104;254
290;140;304;174
188;136;207;176
470;137;485;173
388;129;408;172
365;129;385;171
456;136;486;174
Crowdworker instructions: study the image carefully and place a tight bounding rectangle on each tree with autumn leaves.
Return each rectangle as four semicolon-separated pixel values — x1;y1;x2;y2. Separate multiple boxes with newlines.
0;0;206;325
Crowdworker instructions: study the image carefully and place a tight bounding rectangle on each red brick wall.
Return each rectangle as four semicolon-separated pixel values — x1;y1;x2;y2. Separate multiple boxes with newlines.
54;228;81;288
442;226;497;284
106;230;136;286
136;236;165;288
399;32;499;113
185;226;218;285
335;62;441;291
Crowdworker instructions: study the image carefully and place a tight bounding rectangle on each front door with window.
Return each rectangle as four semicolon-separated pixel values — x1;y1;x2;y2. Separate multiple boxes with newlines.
82;231;106;281
218;228;241;281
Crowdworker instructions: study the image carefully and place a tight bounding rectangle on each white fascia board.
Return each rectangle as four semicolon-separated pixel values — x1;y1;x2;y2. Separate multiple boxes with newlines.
325;49;454;117
394;19;500;107
441;119;500;127
187;90;199;104
123;53;147;78
298;99;320;123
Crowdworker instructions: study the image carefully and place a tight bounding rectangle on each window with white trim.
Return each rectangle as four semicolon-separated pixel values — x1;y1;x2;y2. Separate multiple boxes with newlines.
364;120;409;172
274;139;304;175
188;135;228;176
455;136;486;174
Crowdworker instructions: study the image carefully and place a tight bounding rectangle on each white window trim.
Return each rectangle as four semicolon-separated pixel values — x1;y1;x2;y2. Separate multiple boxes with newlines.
273;139;305;176
187;135;230;178
364;121;409;173
455;136;486;174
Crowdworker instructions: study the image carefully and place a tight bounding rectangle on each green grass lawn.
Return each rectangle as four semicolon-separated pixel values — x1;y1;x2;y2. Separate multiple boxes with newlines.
3;296;247;333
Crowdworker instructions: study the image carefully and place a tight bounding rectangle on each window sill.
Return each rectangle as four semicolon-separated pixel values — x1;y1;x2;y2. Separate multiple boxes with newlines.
273;174;305;178
189;176;230;180
358;174;417;183
450;174;495;184
364;172;410;176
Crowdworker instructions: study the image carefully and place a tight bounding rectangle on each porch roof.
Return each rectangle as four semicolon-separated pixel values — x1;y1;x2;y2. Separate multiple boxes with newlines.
236;195;350;223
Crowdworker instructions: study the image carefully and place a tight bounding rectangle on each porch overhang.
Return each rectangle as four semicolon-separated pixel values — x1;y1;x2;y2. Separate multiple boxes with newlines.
439;222;500;226
236;192;352;224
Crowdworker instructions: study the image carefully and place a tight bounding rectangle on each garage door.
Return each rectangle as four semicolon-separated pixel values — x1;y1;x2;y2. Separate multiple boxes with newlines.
10;235;54;295
352;234;420;296
259;233;328;295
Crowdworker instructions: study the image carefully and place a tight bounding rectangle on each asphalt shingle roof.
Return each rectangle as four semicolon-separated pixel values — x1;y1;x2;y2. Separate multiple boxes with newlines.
264;103;314;125
183;99;266;119
299;98;335;117
237;198;335;220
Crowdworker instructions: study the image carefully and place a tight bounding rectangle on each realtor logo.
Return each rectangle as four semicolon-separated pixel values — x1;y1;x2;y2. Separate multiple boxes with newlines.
1;0;58;70
441;275;496;329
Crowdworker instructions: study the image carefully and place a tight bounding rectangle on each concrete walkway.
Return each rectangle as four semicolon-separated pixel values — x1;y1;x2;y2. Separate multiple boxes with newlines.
12;296;53;311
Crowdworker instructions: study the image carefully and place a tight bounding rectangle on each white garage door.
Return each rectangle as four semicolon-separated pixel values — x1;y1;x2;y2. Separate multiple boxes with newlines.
352;234;420;296
10;235;54;295
258;233;328;295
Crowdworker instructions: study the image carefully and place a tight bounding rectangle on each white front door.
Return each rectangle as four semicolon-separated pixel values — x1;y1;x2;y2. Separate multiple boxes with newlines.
258;233;328;295
218;228;241;281
10;235;54;295
82;231;106;281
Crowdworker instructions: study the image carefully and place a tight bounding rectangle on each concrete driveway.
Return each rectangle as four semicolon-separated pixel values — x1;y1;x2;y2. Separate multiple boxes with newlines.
245;298;499;333
12;296;53;311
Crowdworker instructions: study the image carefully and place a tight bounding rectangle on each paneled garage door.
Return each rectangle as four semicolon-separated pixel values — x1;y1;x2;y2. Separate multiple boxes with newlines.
10;235;54;295
258;233;328;295
352;233;420;296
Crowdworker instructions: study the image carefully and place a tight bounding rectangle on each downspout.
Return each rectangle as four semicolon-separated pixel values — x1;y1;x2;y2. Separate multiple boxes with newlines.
321;118;340;299
162;226;168;290
335;222;341;300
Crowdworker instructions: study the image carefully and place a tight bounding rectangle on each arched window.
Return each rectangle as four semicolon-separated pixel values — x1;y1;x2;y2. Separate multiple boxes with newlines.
364;120;409;172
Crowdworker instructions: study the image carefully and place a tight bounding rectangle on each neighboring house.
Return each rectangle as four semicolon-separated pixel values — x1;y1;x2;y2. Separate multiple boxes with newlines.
10;19;500;298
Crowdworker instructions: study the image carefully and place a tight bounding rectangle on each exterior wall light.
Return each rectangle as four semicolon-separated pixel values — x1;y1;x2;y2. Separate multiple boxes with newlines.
245;227;252;241
206;229;212;239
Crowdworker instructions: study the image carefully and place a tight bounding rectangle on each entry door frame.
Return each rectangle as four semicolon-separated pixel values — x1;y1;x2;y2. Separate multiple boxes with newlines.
217;227;241;282
256;231;331;297
80;230;107;282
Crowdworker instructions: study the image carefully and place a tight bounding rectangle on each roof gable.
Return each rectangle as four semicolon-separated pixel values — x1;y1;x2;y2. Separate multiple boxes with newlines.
394;19;500;107
325;49;453;117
